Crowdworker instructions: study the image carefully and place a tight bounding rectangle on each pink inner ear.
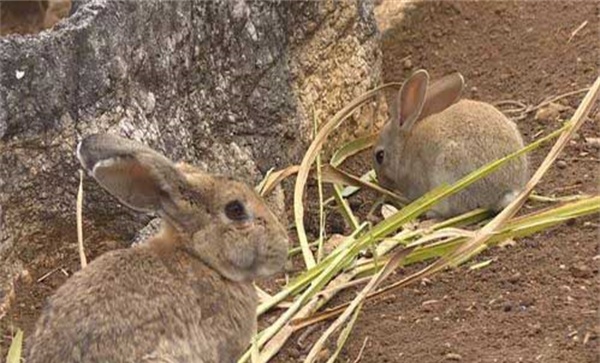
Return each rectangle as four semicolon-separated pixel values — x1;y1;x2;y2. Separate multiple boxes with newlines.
95;157;161;207
127;162;160;196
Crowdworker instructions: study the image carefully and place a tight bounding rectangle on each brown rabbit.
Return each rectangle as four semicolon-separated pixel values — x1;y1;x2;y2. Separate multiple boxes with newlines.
373;69;528;218
26;133;289;363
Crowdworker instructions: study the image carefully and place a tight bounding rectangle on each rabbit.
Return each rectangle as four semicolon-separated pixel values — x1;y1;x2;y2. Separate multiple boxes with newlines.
373;69;528;218
26;133;289;363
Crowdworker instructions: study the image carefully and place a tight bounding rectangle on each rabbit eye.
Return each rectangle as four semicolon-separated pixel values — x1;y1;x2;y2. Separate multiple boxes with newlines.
375;150;385;164
225;200;249;221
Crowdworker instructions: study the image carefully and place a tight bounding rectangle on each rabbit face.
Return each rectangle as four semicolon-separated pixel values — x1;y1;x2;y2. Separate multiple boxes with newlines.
77;134;289;284
373;121;403;190
178;166;289;282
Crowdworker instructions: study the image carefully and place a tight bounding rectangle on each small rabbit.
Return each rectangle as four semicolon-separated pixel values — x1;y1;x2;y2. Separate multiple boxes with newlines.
373;69;528;218
26;133;289;363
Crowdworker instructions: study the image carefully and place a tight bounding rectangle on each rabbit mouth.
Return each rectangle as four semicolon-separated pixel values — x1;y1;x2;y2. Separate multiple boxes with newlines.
234;220;254;230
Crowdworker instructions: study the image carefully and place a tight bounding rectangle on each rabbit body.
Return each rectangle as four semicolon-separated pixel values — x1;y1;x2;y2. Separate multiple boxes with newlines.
374;70;528;218
28;232;255;363
27;134;288;363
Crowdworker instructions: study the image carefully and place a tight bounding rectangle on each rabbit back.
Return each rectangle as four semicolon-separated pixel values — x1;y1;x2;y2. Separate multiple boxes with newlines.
27;243;256;363
397;99;528;217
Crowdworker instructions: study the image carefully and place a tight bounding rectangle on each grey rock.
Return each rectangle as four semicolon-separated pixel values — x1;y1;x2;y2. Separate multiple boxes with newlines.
0;0;381;311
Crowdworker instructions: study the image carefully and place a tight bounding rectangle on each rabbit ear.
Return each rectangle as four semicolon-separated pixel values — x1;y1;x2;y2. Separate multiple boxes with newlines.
397;69;429;131
77;134;186;215
418;72;464;121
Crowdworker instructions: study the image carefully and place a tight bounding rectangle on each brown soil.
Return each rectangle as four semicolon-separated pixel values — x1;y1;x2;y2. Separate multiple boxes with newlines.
1;1;599;362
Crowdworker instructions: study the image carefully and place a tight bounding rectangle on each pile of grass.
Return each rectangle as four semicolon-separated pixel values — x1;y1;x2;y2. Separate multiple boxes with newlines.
5;77;599;363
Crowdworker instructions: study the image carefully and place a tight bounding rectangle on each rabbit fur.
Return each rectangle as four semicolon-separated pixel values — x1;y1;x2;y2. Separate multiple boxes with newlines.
26;133;289;363
374;69;528;218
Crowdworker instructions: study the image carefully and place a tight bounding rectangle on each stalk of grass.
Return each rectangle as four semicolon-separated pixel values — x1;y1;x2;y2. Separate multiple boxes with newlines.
77;169;87;269
257;165;300;197
257;223;369;317
303;245;415;362
325;305;362;363
322;165;408;204
329;133;378;167
257;269;359;362
5;329;23;363
293;83;403;269
239;233;365;362
332;184;361;231
314;108;327;263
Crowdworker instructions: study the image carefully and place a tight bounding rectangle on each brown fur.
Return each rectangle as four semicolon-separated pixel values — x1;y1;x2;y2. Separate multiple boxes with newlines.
374;70;528;218
27;134;289;362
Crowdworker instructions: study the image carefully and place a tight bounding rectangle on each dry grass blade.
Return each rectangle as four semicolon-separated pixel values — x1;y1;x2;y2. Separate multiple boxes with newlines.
527;87;590;114
293;83;402;269
321;165;409;204
257;271;358;362
567;20;588;43
330;133;378;167
332;184;361;231
257;165;300;196
77;169;87;269
314;108;327;263
325;305;362;363
303;246;415;363
352;336;370;363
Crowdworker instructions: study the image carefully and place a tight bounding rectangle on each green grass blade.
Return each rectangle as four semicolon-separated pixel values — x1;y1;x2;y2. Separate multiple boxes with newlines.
6;329;23;363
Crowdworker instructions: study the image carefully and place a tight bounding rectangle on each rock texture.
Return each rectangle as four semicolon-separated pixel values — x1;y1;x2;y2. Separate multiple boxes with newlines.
0;0;381;317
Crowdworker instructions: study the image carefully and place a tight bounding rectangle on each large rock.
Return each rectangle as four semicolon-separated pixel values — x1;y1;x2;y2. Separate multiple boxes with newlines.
0;0;381;317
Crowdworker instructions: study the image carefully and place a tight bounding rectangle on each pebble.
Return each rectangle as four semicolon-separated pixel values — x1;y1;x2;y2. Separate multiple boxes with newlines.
556;160;567;169
585;137;600;149
534;102;567;121
507;272;521;284
403;58;413;69
569;263;593;279
445;353;463;361
20;269;33;284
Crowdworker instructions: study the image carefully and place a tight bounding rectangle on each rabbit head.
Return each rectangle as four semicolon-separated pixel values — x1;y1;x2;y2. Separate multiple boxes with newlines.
77;133;289;282
373;69;465;191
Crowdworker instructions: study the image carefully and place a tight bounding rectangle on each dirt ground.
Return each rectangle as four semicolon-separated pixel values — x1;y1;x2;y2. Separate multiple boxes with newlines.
1;1;599;362
273;1;600;363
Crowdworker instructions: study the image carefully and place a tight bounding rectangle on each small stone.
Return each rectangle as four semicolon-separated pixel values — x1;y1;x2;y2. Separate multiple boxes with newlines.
556;160;567;169
585;137;600;149
470;86;478;93
403;58;413;69
570;263;593;279
507;272;521;284
20;269;33;284
534;102;568;121
445;353;462;361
